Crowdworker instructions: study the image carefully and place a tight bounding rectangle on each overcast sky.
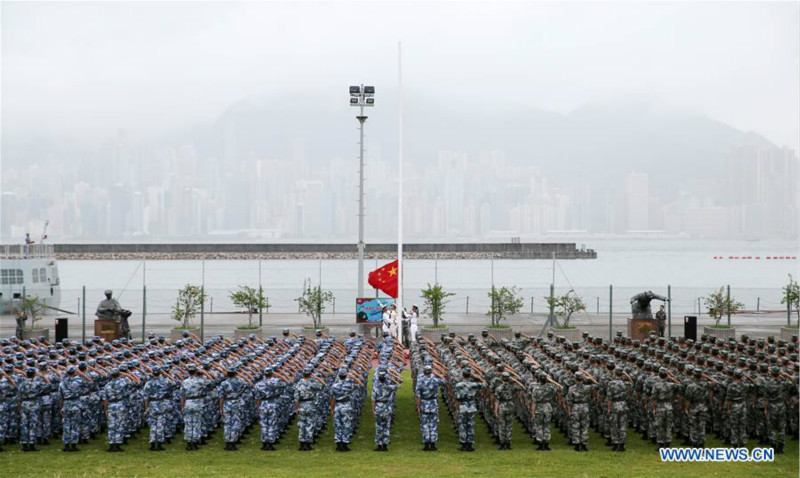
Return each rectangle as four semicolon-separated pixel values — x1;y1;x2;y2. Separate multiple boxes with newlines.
2;1;798;149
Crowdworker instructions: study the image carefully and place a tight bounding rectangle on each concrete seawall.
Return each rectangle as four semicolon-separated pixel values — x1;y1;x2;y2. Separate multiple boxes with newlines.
53;243;597;260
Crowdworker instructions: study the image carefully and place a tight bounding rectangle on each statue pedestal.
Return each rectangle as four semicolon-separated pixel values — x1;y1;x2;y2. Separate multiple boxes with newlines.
94;318;120;342
628;318;657;342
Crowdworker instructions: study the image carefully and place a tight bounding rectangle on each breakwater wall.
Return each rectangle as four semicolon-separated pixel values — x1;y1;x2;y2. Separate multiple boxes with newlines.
53;243;597;260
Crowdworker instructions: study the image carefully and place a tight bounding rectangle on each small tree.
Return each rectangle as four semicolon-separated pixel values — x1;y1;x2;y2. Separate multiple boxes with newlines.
171;284;207;329
706;286;743;328
229;285;269;329
487;286;524;327
781;274;800;326
421;283;455;328
16;295;45;328
296;278;334;329
545;290;587;328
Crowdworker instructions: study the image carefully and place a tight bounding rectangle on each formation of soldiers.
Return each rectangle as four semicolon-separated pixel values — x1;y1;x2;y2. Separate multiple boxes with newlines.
1;328;798;454
411;329;798;453
0;328;404;453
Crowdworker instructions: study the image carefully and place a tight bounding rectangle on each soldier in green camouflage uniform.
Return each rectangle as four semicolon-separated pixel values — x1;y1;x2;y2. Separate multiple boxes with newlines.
683;367;710;447
493;372;522;450
725;369;747;447
606;367;630;451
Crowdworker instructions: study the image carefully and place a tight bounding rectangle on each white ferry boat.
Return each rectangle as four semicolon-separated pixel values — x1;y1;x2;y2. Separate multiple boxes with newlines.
0;243;61;314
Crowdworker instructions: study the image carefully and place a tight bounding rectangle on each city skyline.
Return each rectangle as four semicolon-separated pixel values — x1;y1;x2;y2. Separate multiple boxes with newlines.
2;1;798;243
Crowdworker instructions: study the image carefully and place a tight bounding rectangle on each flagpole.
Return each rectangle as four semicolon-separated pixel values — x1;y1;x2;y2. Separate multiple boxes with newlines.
397;41;404;332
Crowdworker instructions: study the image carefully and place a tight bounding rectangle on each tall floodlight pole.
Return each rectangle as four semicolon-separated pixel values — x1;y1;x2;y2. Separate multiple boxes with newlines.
397;42;404;316
350;84;375;299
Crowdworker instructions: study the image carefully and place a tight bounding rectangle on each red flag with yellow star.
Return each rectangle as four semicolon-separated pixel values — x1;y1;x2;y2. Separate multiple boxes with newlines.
367;260;398;298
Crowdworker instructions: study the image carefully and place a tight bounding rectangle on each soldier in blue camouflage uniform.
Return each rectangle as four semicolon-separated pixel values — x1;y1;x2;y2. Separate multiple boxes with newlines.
453;368;486;452
606;367;631;451
254;366;285;451
180;363;208;451
219;366;249;450
84;360;103;440
59;366;86;452
295;367;323;451
18;367;46;451
35;362;54;445
103;367;131;452
371;369;398;451
75;361;94;444
331;367;356;451
142;366;173;451
0;365;18;452
415;363;443;451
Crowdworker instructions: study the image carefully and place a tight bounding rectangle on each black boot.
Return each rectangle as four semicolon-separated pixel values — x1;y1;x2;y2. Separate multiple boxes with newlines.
335;442;342;452
71;443;79;452
618;443;626;452
423;443;430;451
430;442;438;451
536;442;544;450
459;442;466;451
574;443;581;452
22;444;30;452
229;442;237;451
108;445;116;452
544;441;551;451
187;442;194;451
466;443;474;452
150;442;156;451
157;441;165;451
343;443;351;452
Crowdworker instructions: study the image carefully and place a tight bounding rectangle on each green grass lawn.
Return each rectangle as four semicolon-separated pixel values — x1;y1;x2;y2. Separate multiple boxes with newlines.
3;370;797;478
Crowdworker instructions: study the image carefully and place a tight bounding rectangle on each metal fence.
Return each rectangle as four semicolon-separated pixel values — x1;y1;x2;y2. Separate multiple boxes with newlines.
3;258;795;341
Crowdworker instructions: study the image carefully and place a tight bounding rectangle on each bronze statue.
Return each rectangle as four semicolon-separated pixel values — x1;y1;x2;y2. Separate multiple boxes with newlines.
96;289;132;339
630;290;667;319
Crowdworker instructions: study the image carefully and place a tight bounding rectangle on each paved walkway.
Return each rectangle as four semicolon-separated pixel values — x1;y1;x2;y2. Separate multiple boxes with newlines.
2;311;796;341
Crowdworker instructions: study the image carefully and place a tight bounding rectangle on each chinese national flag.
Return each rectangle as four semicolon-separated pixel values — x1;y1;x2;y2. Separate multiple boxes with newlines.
368;260;398;298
